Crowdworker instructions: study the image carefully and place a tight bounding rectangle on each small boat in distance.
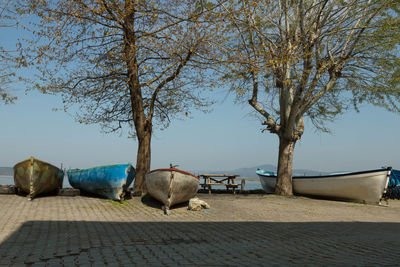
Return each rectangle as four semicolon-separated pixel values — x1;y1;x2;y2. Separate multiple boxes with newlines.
256;167;392;204
14;156;64;200
67;164;135;201
146;167;200;215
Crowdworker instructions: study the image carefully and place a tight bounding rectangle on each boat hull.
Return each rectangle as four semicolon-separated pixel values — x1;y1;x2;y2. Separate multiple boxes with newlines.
146;168;199;209
257;173;276;194
384;169;400;199
67;164;135;201
257;168;391;204
13;157;64;199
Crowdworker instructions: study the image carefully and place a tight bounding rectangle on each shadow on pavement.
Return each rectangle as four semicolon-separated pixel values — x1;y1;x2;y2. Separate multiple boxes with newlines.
0;220;398;265
141;194;189;210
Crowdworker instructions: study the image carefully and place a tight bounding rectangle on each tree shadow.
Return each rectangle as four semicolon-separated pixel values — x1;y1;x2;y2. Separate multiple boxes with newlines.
0;220;398;265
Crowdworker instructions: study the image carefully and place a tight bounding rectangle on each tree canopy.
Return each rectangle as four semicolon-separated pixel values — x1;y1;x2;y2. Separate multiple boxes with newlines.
20;0;217;133
17;0;222;193
217;0;400;194
0;0;19;104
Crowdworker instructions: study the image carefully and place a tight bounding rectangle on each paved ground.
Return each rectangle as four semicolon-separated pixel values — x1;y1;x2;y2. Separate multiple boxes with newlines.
0;193;399;266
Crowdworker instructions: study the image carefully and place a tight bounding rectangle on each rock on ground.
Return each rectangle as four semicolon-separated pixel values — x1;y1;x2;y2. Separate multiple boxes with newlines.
188;197;210;211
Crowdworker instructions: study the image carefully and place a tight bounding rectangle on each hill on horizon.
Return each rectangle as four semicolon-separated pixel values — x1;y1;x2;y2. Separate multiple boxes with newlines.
191;164;327;178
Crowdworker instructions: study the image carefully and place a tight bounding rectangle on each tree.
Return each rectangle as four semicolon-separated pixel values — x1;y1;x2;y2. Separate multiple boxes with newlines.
0;0;19;104
219;0;400;195
19;0;220;193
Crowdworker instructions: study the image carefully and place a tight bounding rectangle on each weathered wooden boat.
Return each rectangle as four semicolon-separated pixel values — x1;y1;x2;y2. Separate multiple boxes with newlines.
67;164;135;201
146;167;200;214
13;156;64;200
256;167;392;204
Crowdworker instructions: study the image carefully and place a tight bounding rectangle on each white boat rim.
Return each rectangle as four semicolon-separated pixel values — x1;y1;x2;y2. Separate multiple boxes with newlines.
256;167;392;179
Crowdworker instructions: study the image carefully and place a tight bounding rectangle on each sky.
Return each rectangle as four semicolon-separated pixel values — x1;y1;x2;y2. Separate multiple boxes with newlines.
1;11;399;174
1;86;399;174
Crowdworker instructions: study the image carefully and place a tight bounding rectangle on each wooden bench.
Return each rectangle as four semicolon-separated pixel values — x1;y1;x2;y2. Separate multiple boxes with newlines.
225;183;239;194
200;183;240;194
200;174;241;194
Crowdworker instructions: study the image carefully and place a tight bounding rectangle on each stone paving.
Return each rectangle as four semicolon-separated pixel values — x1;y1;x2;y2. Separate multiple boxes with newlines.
0;193;399;266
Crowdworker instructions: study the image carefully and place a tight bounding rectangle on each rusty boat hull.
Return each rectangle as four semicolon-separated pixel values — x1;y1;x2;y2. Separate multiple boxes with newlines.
67;164;135;201
146;168;200;210
13;157;64;199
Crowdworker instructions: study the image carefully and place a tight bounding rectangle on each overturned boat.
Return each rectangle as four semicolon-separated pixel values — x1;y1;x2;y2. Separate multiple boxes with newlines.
256;167;392;204
146;167;200;214
67;164;135;201
14;156;64;200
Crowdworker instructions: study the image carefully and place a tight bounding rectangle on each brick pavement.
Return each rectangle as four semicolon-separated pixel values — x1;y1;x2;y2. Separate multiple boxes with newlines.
0;193;399;266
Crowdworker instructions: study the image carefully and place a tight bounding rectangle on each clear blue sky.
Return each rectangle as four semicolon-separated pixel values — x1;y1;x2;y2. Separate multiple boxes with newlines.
1;86;399;174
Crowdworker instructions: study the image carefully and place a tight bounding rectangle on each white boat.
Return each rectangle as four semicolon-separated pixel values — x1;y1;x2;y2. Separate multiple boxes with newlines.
146;167;200;214
256;167;392;204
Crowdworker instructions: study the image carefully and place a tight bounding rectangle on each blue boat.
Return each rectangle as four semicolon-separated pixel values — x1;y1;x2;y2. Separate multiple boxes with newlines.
67;164;135;201
384;169;400;199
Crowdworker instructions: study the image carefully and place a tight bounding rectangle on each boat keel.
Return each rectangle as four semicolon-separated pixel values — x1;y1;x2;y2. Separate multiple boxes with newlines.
162;205;170;216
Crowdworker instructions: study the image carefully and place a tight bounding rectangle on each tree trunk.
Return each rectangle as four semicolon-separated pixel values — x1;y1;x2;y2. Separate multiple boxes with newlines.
123;9;151;195
132;128;152;194
275;135;296;195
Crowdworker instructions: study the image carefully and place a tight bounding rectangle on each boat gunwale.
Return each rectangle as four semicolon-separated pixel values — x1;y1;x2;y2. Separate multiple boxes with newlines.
13;157;62;171
67;164;134;173
149;168;200;180
256;167;392;179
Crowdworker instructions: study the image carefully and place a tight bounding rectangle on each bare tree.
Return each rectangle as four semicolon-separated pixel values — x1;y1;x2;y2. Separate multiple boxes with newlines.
218;0;400;195
19;0;221;193
0;0;19;104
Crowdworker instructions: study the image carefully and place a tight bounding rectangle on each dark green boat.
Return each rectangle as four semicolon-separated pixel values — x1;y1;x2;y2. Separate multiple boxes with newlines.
13;156;64;200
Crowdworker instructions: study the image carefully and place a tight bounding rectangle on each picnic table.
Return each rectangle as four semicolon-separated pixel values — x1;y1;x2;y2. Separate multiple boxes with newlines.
200;174;243;194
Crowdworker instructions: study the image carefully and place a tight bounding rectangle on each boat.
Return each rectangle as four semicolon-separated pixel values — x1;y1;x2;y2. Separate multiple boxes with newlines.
146;167;200;214
67;164;135;201
13;156;64;200
384;169;400;199
256;167;392;204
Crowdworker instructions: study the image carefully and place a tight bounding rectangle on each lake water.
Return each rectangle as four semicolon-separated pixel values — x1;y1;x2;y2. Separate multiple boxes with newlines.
0;175;13;185
0;175;73;188
243;179;263;190
0;176;262;190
